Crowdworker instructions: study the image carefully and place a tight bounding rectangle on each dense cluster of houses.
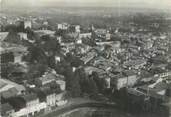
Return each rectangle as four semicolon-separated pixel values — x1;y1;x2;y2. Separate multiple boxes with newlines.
0;14;171;117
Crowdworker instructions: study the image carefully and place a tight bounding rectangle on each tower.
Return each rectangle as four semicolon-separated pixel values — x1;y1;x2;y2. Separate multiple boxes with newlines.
24;21;32;29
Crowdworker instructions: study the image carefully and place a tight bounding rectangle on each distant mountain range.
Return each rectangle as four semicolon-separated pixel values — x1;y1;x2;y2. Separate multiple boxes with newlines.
0;0;170;14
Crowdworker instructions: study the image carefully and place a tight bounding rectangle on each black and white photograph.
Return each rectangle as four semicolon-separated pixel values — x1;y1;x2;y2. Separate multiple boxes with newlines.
0;0;171;117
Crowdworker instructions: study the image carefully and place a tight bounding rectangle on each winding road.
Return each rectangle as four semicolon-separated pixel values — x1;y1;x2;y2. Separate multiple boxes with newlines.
38;98;130;117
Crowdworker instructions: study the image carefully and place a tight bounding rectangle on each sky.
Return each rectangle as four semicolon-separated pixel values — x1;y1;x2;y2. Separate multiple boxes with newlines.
1;0;171;9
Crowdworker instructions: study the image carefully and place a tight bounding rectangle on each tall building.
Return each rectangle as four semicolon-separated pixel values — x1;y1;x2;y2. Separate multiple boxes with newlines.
75;25;80;33
24;21;32;29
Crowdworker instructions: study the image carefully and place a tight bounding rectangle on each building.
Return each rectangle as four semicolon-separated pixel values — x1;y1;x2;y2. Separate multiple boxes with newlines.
22;94;39;107
45;92;56;107
18;33;28;40
0;51;14;63
56;92;67;106
34;30;55;37
123;59;147;69
106;31;111;40
35;88;56;108
35;70;66;89
56;79;66;91
111;70;138;90
35;72;56;86
24;21;31;29
80;49;97;64
0;42;28;64
0;78;26;95
10;95;46;117
75;25;80;33
57;23;69;30
79;33;92;39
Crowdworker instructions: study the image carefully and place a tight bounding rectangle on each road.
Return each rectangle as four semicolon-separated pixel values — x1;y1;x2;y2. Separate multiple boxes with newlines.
38;98;121;117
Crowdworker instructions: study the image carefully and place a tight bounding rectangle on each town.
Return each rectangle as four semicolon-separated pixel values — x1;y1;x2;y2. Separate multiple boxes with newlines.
0;5;171;117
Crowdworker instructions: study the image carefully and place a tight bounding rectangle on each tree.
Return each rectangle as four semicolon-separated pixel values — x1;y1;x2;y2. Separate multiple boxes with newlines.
24;45;47;64
87;76;99;97
64;65;81;97
55;29;66;37
4;30;21;44
92;72;107;92
65;53;84;67
4;24;18;32
37;35;61;55
82;37;96;46
24;63;48;83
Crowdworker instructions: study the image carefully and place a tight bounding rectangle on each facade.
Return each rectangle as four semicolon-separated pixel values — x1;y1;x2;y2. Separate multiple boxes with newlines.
79;33;92;39
24;21;32;29
105;77;111;88
75;25;80;33
46;93;56;107
111;71;138;90
12;102;47;117
18;33;28;40
56;80;66;91
0;52;14;63
35;74;56;86
57;23;69;30
55;92;67;106
23;94;39;107
106;31;111;40
0;42;28;64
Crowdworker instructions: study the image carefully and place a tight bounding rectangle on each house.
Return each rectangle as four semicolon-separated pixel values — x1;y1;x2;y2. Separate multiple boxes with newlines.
45;92;56;107
79;33;92;39
137;82;168;101
110;70;138;90
111;74;127;90
84;66;111;89
7;96;26;112
139;70;154;82
35;72;56;86
1;103;15;117
22;94;39;107
56;92;67;106
94;29;110;40
57;23;69;30
81;49;97;64
34;30;55;37
75;25;80;33
123;59;147;69
18;33;28;40
0;42;28;64
35;88;56;108
10;95;46;117
0;51;14;63
35;70;66;89
56;79;66;91
106;31;111;40
123;70;138;87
